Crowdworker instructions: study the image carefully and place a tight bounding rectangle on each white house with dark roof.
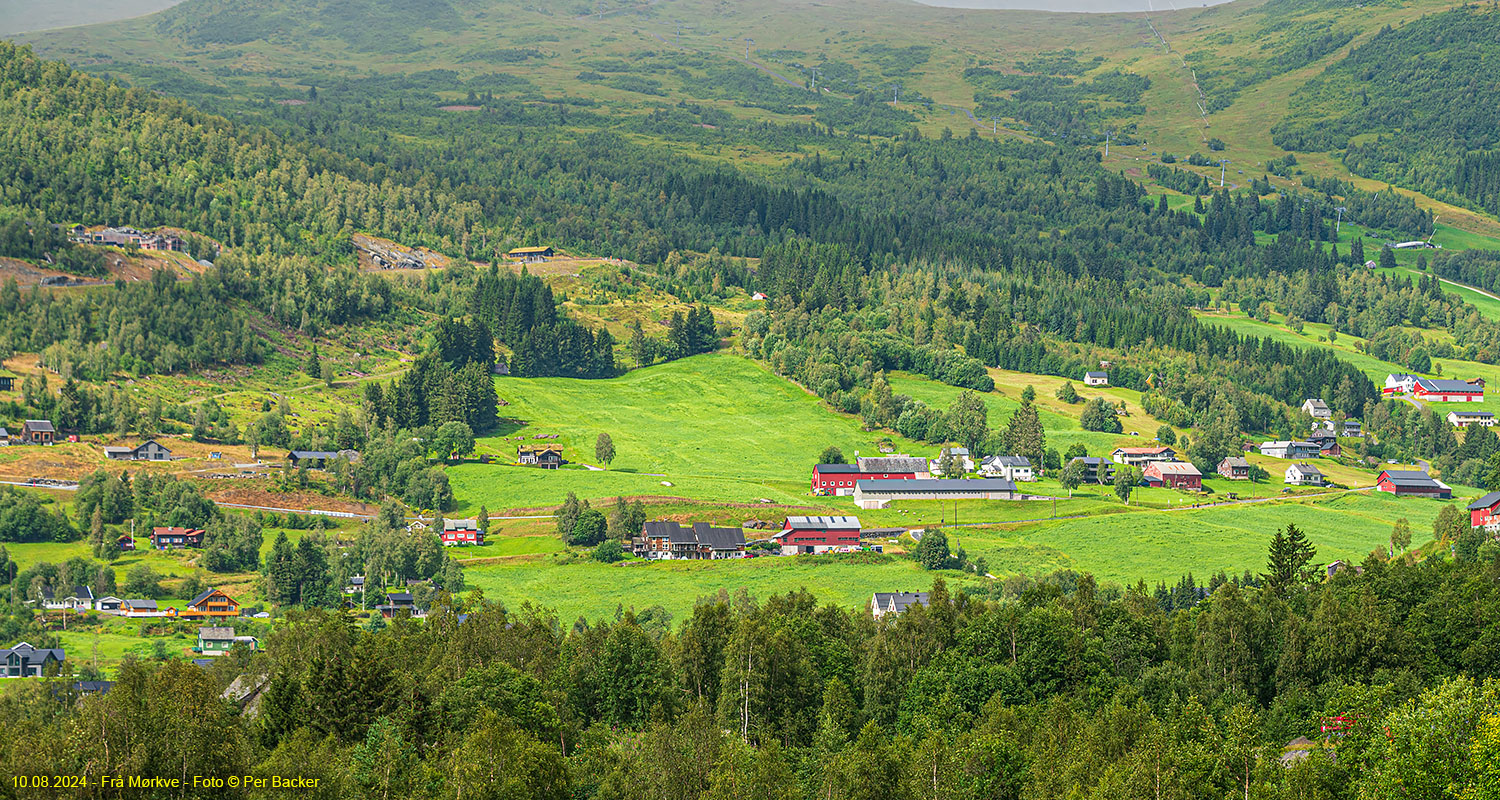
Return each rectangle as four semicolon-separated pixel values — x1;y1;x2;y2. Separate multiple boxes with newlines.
1301;399;1331;420
980;455;1034;481
1384;374;1418;396
1259;441;1321;460
1084;371;1109;386
1284;463;1325;486
872;592;930;620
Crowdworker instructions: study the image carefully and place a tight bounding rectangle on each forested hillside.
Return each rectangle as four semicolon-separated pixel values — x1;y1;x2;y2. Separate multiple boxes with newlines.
1272;6;1500;216
0;40;1487;437
7;536;1500;798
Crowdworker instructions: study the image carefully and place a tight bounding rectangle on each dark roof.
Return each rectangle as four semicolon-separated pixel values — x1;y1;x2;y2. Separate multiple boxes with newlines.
385;592;414;604
1220;457;1250;468
288;450;339;460
124;599;157;610
1380;470;1442;487
24;419;55;432
1417;378;1482;393
191;659;215;668
1085;371;1107;378
691;522;746;550
74;680;114;693
1;642;65;666
856;478;1017;494
873;592;930;614
199;626;236;639
1468;491;1500;511
71;585;93;600
987;455;1031;467
815;464;860;474
190;585;234;606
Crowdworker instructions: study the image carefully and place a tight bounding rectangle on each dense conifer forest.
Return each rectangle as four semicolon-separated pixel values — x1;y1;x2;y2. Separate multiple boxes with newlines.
1272;6;1500;216
5;531;1500;798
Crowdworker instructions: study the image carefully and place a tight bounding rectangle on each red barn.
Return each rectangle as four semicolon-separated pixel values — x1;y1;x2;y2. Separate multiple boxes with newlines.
1375;470;1451;498
1468;492;1500;531
773;516;862;555
1412;378;1484;403
810;456;927;496
1142;461;1203;490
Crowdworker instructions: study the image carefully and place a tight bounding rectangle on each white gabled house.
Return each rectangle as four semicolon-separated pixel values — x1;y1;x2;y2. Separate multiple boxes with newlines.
980;455;1034;482
1284;463;1325;487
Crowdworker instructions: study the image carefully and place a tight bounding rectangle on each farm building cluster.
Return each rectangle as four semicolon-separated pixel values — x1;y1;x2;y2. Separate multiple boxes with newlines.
70;225;185;252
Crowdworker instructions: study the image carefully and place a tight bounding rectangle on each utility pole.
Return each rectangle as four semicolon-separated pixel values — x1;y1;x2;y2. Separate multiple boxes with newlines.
1334;206;1347;235
745;38;753;60
1104;129;1112;157
991;117;998;135
892;85;899;106
1219;159;1229;188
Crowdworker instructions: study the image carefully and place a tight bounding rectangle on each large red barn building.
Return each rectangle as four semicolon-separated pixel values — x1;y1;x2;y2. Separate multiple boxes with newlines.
772;516;862;555
1412;378;1484;403
810;456;928;496
1375;470;1451;498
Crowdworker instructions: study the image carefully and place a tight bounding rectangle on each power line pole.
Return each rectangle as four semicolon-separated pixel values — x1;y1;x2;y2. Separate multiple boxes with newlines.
1105;129;1112;157
1334;206;1347;235
1219;159;1229;188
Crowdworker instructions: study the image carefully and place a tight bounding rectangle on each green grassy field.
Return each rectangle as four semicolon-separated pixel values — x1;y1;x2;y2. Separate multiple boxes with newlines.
460;486;1463;620
464;553;969;623
961;489;1453;585
484;353;934;479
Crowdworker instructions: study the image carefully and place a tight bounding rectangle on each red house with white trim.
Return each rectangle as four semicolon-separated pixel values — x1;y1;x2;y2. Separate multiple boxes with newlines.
439;519;485;546
811;457;928;496
1468;493;1500;531
1412;378;1484;403
772;516;862;555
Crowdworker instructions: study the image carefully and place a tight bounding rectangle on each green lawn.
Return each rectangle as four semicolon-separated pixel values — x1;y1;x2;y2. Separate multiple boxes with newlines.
452;353;945;512
965;489;1458;586
483;353;936;479
464;553;961;624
